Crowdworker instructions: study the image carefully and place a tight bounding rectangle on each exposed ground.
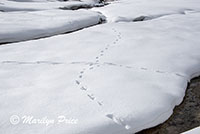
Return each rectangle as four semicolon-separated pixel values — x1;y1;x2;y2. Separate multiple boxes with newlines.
137;76;200;134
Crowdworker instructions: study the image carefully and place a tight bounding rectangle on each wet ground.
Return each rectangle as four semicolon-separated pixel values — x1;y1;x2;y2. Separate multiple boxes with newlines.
137;76;200;134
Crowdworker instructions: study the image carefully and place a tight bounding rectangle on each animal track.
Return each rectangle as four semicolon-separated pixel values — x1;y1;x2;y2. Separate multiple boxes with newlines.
156;70;165;73
103;62;187;79
1;60;187;79
75;80;80;85
141;67;148;70
106;114;131;130
75;80;104;106
89;67;94;70
1;27;187;130
75;28;122;84
1;60;64;65
80;71;84;74
87;94;96;100
80;86;87;91
74;28;131;129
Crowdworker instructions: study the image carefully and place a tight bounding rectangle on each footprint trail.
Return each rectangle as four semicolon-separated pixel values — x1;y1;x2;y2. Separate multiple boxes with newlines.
74;28;130;130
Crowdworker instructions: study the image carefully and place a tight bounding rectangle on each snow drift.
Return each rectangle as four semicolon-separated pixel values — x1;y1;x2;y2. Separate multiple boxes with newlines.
0;0;200;134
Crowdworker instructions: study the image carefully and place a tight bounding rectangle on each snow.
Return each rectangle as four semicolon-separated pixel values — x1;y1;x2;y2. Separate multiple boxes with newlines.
0;0;200;134
0;0;98;12
92;0;200;22
0;9;105;43
182;126;200;134
0;0;105;43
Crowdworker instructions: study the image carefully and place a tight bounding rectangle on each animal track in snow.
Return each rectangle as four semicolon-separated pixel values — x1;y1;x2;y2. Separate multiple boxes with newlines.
75;80;104;106
1;60;187;79
87;94;96;100
141;67;148;70
75;28;122;83
103;62;187;79
106;114;131;130
1;60;64;65
1;27;187;130
89;67;94;70
80;86;87;91
74;28;131;129
80;71;84;74
75;80;80;85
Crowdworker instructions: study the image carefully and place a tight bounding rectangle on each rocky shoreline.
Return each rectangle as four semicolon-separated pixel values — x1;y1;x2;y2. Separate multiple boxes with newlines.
137;76;200;134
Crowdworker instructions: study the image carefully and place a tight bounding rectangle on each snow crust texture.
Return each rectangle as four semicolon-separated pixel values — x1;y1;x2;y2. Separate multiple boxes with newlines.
0;0;200;134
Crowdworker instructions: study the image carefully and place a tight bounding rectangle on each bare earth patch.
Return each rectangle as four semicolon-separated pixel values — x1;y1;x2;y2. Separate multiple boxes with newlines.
137;76;200;134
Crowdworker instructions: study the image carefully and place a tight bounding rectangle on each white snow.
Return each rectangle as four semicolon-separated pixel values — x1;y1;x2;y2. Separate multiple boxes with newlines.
182;126;200;134
0;0;105;43
0;0;200;134
0;9;105;43
0;0;98;12
92;0;200;22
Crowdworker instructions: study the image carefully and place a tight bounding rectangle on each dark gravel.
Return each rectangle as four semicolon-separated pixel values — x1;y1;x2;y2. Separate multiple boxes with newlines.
136;76;200;134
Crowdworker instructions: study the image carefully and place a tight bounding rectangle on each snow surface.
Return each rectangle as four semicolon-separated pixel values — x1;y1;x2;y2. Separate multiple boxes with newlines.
0;0;105;43
0;9;105;43
0;0;200;134
182;126;200;134
0;0;98;12
92;0;200;22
